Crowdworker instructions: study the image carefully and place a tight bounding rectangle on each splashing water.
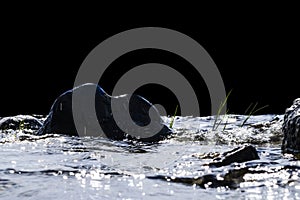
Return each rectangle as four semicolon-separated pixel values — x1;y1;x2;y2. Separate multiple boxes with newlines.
1;114;300;199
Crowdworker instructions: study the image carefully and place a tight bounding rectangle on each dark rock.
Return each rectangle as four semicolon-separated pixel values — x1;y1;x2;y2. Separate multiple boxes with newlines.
149;146;259;188
147;167;249;189
208;145;259;167
37;83;172;142
282;98;300;154
0;115;42;131
147;174;224;189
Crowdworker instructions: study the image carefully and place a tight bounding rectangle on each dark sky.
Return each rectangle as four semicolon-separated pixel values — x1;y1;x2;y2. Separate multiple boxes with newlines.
0;12;299;116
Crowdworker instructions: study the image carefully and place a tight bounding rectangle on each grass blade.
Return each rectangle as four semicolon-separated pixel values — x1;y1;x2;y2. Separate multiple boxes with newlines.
241;103;269;127
212;89;232;130
169;105;178;128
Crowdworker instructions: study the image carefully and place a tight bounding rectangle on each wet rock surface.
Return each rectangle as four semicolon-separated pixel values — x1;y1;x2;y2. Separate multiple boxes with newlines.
0;115;42;131
150;145;259;188
208;145;259;167
148;167;250;189
37;83;172;142
282;98;300;154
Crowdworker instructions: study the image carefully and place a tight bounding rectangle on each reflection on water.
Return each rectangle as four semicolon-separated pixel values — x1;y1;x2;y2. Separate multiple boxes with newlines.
1;114;300;199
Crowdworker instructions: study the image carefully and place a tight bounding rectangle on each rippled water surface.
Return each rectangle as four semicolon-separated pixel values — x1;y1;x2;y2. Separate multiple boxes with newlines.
1;114;300;199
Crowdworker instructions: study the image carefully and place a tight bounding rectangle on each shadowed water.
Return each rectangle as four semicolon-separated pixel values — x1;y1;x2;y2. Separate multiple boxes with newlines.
1;114;300;199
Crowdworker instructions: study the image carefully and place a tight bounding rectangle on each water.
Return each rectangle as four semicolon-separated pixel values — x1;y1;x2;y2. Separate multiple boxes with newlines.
1;114;300;199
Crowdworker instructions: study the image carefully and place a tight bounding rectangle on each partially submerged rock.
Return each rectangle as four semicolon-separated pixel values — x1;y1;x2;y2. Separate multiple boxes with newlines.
0;115;42;131
37;83;172;142
149;145;259;188
282;98;300;154
208;145;259;167
148;167;249;189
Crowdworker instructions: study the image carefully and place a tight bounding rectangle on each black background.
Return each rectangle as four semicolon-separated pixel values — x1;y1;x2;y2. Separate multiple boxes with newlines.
0;9;299;117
